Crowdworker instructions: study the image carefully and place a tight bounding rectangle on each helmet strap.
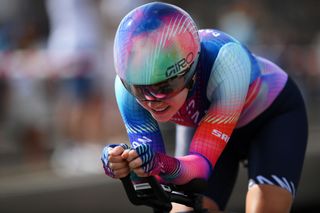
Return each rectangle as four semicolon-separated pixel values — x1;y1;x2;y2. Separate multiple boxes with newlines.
186;74;196;90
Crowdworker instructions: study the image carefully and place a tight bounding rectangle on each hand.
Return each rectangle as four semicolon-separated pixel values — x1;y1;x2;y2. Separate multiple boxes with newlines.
126;149;149;177
126;143;160;177
101;143;130;178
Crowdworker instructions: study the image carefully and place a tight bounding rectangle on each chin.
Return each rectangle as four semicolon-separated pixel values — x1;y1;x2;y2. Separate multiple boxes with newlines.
150;109;175;122
155;117;171;122
151;114;172;122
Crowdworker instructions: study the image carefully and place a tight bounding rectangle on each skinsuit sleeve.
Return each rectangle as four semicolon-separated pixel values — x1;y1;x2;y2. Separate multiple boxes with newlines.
114;76;166;153
189;42;251;169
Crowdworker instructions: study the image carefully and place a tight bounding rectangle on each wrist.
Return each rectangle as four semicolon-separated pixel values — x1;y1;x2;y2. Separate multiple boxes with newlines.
153;152;181;182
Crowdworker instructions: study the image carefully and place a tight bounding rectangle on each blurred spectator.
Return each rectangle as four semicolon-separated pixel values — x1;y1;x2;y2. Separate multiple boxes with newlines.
0;0;51;168
46;0;108;176
313;33;320;79
217;2;256;45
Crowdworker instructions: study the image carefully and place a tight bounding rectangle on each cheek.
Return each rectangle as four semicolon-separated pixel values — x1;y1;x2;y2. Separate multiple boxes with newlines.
136;100;149;110
167;89;188;109
167;100;182;110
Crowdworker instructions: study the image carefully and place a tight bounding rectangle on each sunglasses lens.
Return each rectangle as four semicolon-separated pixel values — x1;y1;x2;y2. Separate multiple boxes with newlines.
122;67;193;101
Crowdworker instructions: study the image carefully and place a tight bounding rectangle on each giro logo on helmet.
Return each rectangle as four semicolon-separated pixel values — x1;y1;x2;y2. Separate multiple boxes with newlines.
166;52;194;78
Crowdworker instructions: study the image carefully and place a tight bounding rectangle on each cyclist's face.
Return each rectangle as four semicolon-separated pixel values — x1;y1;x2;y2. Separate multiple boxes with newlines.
137;88;188;122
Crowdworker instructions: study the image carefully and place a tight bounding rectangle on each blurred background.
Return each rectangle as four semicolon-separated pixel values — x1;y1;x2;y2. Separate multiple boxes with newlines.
0;0;319;212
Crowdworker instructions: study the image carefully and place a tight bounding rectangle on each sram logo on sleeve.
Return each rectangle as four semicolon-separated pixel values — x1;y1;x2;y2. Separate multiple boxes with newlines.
212;129;230;143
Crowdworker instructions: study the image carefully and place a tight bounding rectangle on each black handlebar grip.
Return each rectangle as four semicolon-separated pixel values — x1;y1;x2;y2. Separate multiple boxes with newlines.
120;175;172;211
120;175;206;211
120;175;143;205
147;176;170;202
173;178;208;193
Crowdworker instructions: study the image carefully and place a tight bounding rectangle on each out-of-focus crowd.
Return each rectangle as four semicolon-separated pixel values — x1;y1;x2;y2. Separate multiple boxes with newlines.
0;0;319;178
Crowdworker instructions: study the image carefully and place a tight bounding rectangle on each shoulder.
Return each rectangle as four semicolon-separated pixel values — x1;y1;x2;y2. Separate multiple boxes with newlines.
197;29;252;69
198;29;247;63
199;29;240;47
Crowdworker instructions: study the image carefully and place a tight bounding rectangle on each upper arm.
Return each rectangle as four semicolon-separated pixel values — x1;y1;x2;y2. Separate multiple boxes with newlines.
189;42;251;167
115;76;165;153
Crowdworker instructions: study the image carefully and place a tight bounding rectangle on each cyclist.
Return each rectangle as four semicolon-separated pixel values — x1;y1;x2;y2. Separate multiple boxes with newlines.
101;2;308;212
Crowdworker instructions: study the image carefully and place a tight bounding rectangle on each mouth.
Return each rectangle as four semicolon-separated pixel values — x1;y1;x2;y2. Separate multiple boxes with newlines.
151;105;170;113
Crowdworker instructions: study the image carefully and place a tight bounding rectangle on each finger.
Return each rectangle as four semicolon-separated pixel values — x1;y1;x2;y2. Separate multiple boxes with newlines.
121;149;130;159
109;145;126;156
109;161;128;170
133;168;149;177
109;155;127;163
128;157;143;169
113;167;130;179
126;149;139;162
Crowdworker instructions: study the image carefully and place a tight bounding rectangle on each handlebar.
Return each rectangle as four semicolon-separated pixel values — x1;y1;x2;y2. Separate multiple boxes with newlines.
120;174;208;212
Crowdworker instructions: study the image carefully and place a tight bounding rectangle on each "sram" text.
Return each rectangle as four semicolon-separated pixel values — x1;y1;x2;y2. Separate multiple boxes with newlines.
212;129;230;143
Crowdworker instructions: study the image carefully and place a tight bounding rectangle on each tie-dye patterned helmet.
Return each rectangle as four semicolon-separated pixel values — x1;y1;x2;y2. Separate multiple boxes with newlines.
114;2;200;92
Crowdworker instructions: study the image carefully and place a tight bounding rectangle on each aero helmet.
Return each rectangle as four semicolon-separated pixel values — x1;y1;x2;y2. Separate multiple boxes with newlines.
114;2;200;86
